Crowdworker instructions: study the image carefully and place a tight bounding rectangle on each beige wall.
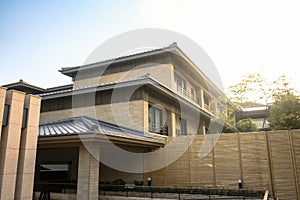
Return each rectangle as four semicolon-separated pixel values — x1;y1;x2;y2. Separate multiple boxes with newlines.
40;100;145;131
74;63;173;90
145;130;300;200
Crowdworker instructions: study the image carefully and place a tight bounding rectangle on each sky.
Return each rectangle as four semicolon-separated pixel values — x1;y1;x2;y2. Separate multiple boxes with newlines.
1;0;300;94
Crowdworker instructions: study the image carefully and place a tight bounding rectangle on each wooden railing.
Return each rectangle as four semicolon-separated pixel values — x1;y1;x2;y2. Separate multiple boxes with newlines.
175;85;199;104
148;122;168;136
204;103;211;111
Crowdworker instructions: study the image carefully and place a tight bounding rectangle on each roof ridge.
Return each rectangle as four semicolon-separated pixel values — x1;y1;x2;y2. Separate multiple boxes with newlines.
59;42;177;73
39;74;153;97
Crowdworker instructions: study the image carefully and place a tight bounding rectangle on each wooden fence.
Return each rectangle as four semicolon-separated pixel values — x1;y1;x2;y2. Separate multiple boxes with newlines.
145;130;300;200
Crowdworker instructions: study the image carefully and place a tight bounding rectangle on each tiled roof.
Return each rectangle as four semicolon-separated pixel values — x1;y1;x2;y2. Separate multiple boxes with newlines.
38;74;152;97
59;43;177;74
2;79;45;94
39;116;165;144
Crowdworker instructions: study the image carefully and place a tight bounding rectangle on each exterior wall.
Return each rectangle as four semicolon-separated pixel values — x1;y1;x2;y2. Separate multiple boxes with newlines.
40;100;145;131
145;130;300;200
40;85;208;135
0;88;41;200
75;63;173;89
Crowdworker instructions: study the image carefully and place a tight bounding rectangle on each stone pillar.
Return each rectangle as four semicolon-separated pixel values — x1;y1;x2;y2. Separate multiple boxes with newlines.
0;90;25;200
0;87;6;141
171;112;176;137
143;101;149;133
15;95;41;200
77;144;99;200
199;120;206;135
200;89;204;108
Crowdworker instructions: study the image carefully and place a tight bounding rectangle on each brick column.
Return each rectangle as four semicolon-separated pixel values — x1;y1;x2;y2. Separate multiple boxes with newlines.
77;144;99;200
15;95;41;200
0;90;25;200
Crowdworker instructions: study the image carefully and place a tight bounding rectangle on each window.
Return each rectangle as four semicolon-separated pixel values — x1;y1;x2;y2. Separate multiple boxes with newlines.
148;105;163;133
203;94;210;110
204;94;210;105
191;88;195;101
179;118;187;135
174;73;186;90
191;88;195;97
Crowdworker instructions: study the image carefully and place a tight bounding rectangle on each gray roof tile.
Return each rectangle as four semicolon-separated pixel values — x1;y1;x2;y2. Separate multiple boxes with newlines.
39;116;165;144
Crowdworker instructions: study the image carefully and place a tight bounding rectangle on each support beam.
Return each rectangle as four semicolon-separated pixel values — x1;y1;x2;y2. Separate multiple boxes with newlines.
77;144;99;200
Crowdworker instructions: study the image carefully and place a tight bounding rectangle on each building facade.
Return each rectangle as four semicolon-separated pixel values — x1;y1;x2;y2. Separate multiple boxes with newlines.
2;43;283;199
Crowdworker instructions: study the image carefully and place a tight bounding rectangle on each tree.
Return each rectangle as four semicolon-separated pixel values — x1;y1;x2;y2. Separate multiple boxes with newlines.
226;73;272;105
271;75;297;101
236;118;258;132
269;94;300;130
226;73;300;130
226;73;296;106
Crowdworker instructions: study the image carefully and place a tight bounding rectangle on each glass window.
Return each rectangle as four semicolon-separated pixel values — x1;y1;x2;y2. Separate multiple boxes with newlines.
179;118;187;135
175;73;186;90
148;105;163;133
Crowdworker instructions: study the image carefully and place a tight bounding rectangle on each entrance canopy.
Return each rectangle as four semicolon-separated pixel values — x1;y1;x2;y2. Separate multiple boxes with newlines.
38;116;166;147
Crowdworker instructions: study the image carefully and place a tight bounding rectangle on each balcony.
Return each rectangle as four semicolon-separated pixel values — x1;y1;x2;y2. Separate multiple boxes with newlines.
148;122;168;136
204;104;212;112
175;85;199;104
175;129;197;136
176;128;186;136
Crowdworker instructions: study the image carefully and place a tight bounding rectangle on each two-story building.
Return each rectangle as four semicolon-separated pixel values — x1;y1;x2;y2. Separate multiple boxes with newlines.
3;43;239;199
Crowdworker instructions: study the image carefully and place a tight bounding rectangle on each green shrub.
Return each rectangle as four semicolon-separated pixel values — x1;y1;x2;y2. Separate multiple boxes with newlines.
236;118;258;132
112;178;126;185
133;180;144;186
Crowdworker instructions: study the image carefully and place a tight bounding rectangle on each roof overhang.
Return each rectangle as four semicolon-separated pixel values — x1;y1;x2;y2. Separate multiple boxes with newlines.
38;132;165;148
38;116;166;149
40;76;214;118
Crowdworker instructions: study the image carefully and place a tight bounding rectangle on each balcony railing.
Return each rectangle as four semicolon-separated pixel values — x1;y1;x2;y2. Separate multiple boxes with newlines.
175;85;199;104
174;84;213;113
175;129;197;136
176;129;186;136
148;122;168;136
204;104;211;111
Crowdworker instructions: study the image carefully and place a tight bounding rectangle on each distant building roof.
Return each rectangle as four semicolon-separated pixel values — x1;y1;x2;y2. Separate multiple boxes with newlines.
241;105;270;118
39;116;165;145
2;79;45;94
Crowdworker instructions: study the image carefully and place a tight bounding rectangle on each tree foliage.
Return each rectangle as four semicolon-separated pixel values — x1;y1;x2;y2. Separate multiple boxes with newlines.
226;73;271;104
236;118;258;132
227;73;300;130
226;73;296;105
269;94;300;130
